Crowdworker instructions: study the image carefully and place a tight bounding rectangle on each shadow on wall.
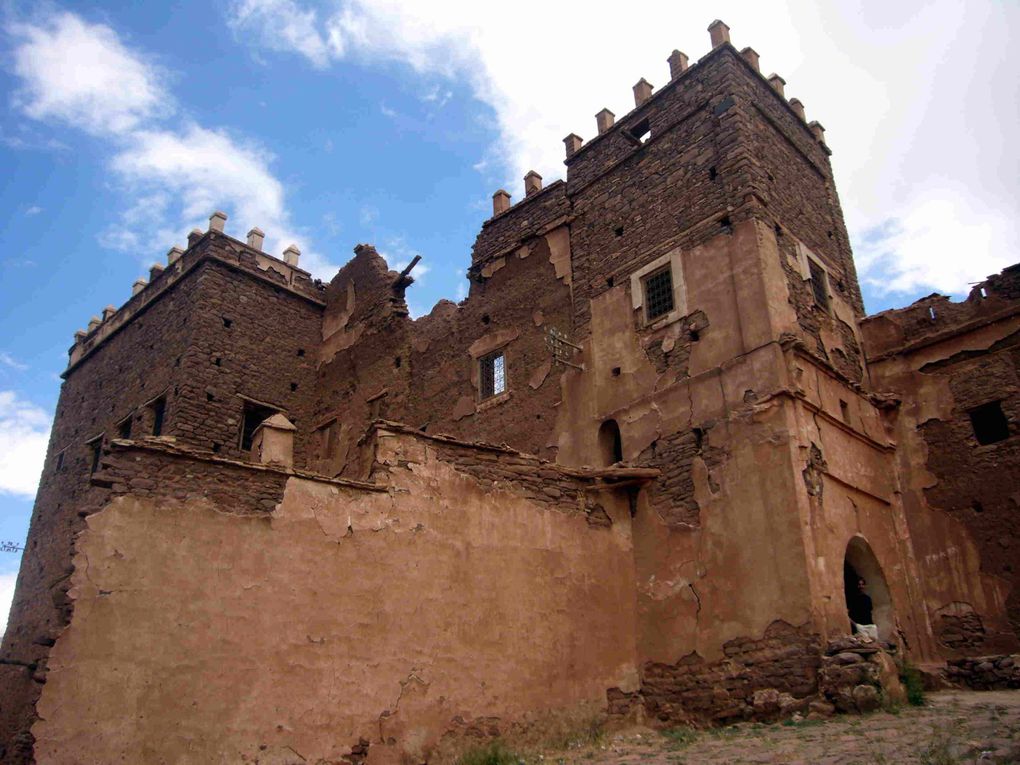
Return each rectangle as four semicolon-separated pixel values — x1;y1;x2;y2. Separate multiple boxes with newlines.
843;535;895;642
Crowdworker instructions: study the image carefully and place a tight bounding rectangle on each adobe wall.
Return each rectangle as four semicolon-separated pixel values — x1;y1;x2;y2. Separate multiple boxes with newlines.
28;431;638;764
0;232;326;760
861;266;1020;654
0;260;204;759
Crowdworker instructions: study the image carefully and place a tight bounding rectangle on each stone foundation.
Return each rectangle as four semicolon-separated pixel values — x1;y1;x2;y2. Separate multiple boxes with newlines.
945;655;1020;690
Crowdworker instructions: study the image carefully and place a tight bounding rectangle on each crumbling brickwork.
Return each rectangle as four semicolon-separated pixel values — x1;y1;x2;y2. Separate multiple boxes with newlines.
641;621;822;724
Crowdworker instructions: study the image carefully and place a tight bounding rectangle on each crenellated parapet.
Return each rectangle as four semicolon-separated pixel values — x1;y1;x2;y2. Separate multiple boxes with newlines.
66;211;325;372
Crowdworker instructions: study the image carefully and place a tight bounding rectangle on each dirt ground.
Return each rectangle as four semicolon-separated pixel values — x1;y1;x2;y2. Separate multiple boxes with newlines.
543;690;1020;765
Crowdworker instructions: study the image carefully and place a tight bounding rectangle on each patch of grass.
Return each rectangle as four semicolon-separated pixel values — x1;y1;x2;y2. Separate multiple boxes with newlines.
662;726;699;750
900;661;926;707
540;712;606;752
456;740;520;765
918;733;958;765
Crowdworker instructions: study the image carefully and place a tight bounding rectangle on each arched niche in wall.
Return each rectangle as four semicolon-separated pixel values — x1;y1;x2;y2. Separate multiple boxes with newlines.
598;419;623;467
843;535;895;642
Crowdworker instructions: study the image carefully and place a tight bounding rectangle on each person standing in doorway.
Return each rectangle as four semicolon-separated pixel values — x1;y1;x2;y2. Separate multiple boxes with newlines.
849;577;877;640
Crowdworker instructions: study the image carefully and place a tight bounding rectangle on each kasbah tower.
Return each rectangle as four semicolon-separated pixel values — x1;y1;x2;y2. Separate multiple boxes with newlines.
2;19;1018;765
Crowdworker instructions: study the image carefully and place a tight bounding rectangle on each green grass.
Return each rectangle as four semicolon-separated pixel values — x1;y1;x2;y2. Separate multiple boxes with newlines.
900;662;926;707
456;740;520;765
662;726;699;750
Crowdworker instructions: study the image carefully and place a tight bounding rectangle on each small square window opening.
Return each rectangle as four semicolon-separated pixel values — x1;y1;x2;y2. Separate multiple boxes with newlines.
479;351;507;400
643;266;675;322
969;401;1009;445
118;417;132;440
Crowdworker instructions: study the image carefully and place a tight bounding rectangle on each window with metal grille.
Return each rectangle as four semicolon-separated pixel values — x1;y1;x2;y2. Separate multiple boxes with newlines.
808;258;829;310
642;266;674;321
479;350;506;399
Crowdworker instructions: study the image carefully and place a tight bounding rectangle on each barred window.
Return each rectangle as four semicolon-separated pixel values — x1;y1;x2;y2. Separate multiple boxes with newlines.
808;258;829;310
643;266;674;321
479;350;507;399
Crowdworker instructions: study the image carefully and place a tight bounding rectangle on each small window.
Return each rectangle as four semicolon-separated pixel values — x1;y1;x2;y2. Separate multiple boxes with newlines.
317;419;338;461
598;419;623;466
55;450;65;472
118;417;132;440
839;400;850;425
630;118;651;143
241;401;279;452
149;397;166;436
642;266;675;322
969;401;1009;445
87;438;103;475
808;258;829;310
479;350;507;399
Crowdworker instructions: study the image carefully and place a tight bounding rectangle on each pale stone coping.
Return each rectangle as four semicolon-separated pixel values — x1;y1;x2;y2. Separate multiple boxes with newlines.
102;438;389;493
630;246;688;326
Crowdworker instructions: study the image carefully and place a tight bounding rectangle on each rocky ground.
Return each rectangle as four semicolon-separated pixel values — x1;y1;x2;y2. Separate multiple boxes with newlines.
540;690;1020;765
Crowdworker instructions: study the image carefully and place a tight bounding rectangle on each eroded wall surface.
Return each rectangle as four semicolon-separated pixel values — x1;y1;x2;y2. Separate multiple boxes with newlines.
30;431;638;764
861;266;1020;654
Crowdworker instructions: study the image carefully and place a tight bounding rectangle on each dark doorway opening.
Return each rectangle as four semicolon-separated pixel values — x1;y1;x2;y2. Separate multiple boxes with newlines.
598;419;623;466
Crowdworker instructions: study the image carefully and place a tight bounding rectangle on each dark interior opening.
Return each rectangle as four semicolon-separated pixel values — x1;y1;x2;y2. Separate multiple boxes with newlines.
241;401;278;452
598;419;623;466
969;401;1009;445
150;397;166;436
88;439;102;475
630;118;651;143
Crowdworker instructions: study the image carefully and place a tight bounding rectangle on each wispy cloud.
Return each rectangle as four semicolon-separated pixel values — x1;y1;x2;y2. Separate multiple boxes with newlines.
223;0;1020;303
0;354;29;372
7;10;338;279
0;390;50;498
421;84;452;109
24;206;43;216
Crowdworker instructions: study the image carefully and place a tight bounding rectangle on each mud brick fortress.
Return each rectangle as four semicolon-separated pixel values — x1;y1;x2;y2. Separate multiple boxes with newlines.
2;20;1019;765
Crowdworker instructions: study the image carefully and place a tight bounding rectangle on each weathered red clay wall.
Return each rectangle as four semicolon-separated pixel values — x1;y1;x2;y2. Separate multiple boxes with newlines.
0;233;325;761
861;266;1020;653
27;431;638;765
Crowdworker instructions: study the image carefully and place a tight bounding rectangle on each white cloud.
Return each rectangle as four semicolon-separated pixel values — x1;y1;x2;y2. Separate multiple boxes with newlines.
0;390;51;498
854;190;1017;296
228;0;338;69
8;11;340;281
9;12;169;135
0;571;18;641
24;206;43;216
225;0;1020;302
0;354;29;372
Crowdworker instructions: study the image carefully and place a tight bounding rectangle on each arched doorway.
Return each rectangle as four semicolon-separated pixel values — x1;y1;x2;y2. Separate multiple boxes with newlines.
598;419;623;466
843;536;894;642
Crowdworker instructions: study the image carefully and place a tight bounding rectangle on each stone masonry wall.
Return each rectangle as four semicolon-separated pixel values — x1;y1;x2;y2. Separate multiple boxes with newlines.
175;257;324;467
640;621;822;724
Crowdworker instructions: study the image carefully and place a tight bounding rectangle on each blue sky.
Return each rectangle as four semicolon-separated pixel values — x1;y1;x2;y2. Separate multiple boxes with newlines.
0;0;1017;629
